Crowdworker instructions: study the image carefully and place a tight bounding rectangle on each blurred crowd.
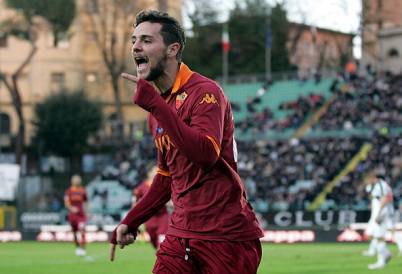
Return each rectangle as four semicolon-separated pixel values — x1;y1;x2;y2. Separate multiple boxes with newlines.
239;73;402;212
327;134;402;210
235;87;324;133
94;70;402;213
99;132;156;189
316;73;402;130
238;133;402;212
237;136;363;212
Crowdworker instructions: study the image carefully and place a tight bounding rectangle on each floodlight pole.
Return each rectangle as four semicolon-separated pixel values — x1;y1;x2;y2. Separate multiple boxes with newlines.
265;10;272;81
223;47;229;85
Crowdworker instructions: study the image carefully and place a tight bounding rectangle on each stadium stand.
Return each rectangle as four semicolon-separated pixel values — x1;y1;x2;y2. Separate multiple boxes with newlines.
224;78;334;140
236;72;402;212
71;72;402;215
225;72;401;213
315;73;402;130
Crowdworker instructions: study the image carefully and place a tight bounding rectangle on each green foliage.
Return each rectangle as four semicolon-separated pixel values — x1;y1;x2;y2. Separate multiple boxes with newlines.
182;0;222;78
0;16;30;41
229;1;290;74
183;0;290;78
5;0;38;22
228;0;270;75
270;4;290;72
5;0;75;44
33;92;103;158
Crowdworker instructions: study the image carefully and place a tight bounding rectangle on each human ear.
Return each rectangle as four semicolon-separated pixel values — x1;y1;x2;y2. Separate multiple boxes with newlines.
167;43;180;57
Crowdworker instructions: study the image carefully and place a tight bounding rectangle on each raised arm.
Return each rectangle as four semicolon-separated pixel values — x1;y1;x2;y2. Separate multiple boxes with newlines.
133;79;225;169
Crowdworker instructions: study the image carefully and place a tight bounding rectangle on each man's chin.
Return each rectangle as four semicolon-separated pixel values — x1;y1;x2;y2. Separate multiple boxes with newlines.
137;72;148;80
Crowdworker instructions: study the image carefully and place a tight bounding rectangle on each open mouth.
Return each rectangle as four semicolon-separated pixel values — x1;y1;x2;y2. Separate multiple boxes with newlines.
134;56;149;73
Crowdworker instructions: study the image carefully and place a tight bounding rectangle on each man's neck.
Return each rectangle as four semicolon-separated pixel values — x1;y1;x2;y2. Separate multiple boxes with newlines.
153;62;180;94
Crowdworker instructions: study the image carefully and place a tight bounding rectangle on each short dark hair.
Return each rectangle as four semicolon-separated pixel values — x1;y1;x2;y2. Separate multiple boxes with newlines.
135;10;186;61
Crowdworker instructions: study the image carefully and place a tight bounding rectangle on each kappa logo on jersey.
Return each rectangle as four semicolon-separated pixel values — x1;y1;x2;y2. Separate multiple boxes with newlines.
199;93;219;105
155;134;175;153
156;127;164;134
175;91;188;109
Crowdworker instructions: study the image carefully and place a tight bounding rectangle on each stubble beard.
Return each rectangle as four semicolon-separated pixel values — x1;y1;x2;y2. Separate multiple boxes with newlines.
146;54;168;82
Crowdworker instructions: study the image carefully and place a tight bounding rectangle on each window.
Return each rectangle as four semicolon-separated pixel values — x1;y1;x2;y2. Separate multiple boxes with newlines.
47;32;70;48
87;0;99;13
56;32;70;49
50;72;66;92
86;32;97;43
108;113;123;137
0;113;11;134
86;72;98;83
388;48;399;57
0;32;7;48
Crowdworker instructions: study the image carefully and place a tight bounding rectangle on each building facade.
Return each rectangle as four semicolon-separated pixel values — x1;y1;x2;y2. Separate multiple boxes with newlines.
377;27;402;74
287;23;354;78
361;0;402;71
0;0;181;150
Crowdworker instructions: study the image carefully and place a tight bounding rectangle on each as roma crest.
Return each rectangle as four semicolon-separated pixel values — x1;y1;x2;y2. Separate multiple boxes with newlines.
175;91;188;109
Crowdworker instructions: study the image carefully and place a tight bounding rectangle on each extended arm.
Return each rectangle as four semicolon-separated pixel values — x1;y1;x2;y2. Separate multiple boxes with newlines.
121;173;171;231
374;186;393;223
64;192;77;213
134;79;225;169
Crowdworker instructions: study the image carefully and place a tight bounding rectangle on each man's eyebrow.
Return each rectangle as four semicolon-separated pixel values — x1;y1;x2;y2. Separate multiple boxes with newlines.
131;34;154;40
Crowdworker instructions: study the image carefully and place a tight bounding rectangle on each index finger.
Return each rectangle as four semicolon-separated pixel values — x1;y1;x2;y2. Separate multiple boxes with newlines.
110;243;116;261
121;73;138;83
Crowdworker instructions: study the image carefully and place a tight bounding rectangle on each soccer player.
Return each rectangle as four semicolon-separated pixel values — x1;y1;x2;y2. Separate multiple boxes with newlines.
397;203;402;255
363;170;393;270
132;166;169;249
362;181;379;257
64;174;87;256
109;10;264;273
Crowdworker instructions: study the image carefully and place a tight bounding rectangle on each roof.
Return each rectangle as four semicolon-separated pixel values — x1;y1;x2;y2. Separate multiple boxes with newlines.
289;22;355;37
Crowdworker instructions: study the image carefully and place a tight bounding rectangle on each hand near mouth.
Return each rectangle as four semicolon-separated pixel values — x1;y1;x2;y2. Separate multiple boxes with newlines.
121;73;139;83
121;73;141;98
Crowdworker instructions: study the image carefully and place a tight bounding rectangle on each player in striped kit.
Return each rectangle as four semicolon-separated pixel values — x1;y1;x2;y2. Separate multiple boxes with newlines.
363;170;393;270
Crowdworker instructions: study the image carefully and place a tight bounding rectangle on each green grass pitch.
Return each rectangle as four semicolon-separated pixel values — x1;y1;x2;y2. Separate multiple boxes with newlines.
0;242;401;273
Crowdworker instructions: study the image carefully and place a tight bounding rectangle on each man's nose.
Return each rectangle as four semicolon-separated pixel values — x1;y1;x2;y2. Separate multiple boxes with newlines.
132;41;142;52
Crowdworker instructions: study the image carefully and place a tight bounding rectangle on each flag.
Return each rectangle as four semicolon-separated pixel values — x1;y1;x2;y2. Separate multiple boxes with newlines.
310;25;317;44
222;24;230;52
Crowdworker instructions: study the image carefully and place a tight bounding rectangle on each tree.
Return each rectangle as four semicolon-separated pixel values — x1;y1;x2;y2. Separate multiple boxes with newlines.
270;3;290;72
229;0;290;74
182;0;222;78
183;0;290;78
83;0;142;136
0;0;76;164
228;0;270;75
33;92;103;172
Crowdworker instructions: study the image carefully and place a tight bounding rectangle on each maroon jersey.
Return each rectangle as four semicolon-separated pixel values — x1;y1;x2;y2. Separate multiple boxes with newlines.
65;186;87;217
134;181;169;218
121;63;263;241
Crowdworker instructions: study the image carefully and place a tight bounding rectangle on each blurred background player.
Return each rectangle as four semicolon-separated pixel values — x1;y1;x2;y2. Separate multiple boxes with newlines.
363;170;393;270
132;166;169;249
397;202;402;255
64;174;88;256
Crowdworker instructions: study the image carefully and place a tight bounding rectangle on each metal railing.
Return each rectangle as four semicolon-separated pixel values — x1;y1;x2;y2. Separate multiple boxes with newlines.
216;69;338;84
